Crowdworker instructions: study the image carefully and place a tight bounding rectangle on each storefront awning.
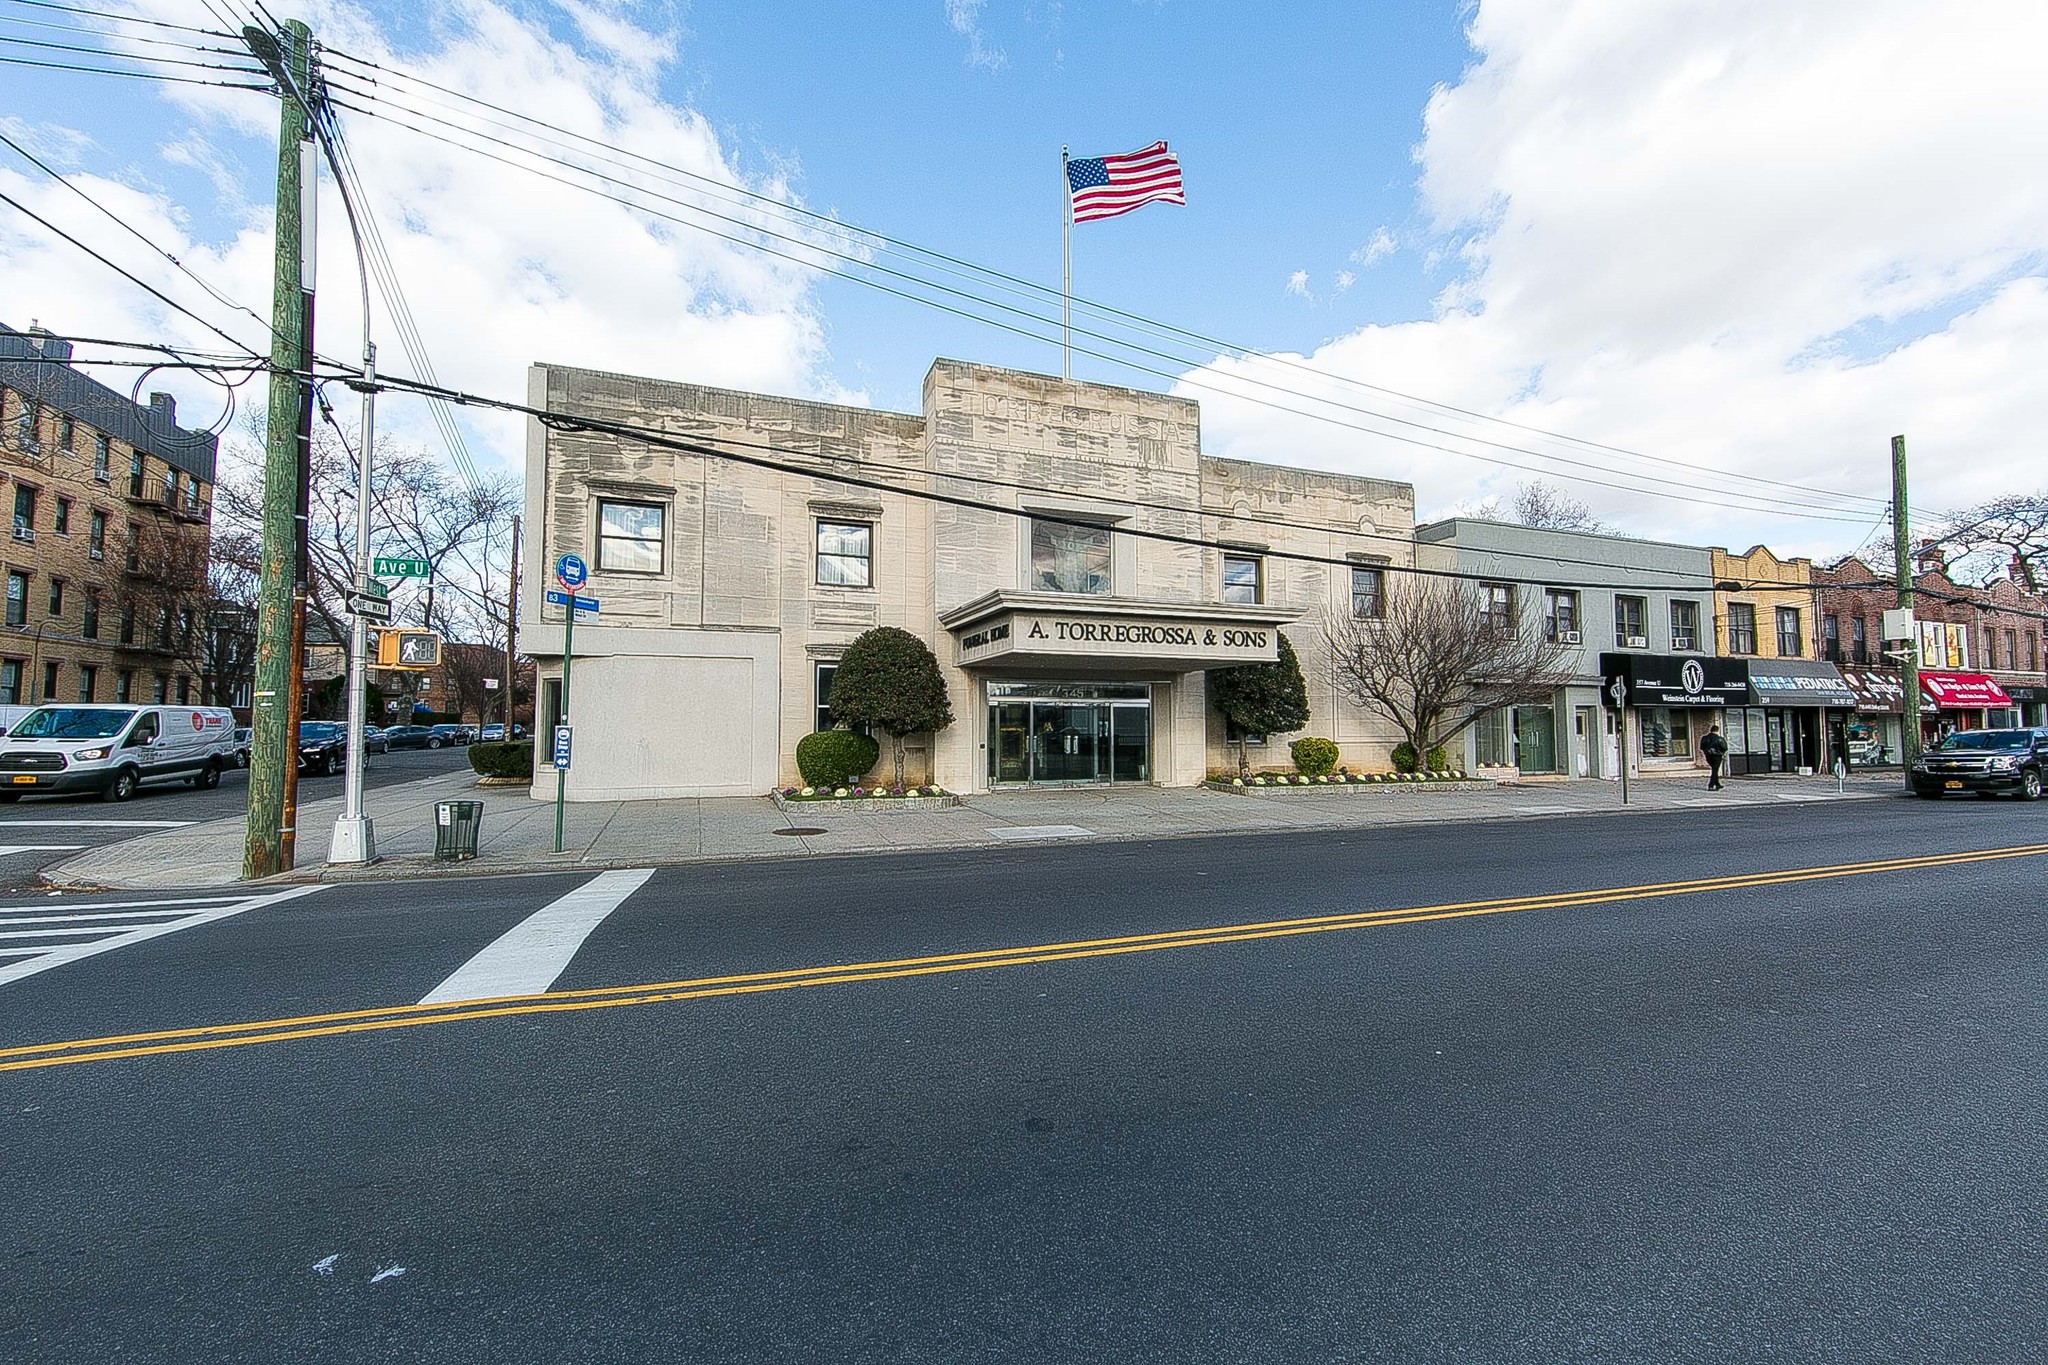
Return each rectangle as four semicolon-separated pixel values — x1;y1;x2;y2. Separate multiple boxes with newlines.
1838;666;1906;714
940;591;1299;671
1598;652;1748;707
2003;684;2044;704
1920;670;2011;709
1747;660;1856;707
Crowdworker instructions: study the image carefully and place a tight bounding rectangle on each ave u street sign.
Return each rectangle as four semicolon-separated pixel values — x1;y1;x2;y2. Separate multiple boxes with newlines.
373;556;432;579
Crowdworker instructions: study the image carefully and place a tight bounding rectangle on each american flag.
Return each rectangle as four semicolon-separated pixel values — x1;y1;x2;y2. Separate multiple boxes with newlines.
1066;142;1185;223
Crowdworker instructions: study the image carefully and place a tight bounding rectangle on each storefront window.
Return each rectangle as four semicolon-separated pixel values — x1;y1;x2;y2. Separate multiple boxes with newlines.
1031;519;1112;595
1639;706;1693;758
1474;707;1510;767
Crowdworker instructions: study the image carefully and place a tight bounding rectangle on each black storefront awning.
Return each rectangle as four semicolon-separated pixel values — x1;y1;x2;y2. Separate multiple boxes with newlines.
2004;684;2044;704
1600;653;1749;707
1747;659;1857;707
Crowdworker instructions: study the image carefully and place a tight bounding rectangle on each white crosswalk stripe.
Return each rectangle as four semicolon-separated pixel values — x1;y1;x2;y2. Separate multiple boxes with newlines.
0;886;330;987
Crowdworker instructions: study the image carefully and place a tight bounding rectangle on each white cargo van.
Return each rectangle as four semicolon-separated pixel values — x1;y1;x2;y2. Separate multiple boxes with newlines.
0;704;237;802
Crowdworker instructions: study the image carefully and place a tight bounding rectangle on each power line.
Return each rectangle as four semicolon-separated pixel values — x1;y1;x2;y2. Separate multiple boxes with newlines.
321;91;1879;525
0;0;230;36
318;44;1891;514
0;32;262;73
0;52;268;85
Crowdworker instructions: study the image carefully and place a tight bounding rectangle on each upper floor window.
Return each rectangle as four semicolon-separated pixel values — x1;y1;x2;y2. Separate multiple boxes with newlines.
2006;628;2018;670
1822;613;1840;662
1614;594;1647;647
1670;600;1700;651
57;414;73;450
1544;589;1579;642
1221;553;1262;605
13;399;38;453
88;509;106;559
128;449;145;498
186;475;202;512
82;588;99;639
1728;602;1758;654
11;485;33;539
2028;631;2039;671
92;435;109;481
1481;583;1514;636
815;521;873;588
4;572;26;628
1850;615;1869;664
1031;519;1111;595
1775;606;1802;657
595;499;663;574
1349;565;1384;619
53;496;69;535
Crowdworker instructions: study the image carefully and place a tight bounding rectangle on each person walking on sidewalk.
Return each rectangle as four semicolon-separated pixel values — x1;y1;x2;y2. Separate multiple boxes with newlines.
1701;724;1728;790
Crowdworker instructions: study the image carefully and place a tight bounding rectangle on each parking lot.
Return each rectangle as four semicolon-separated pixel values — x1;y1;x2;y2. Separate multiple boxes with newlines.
0;746;479;891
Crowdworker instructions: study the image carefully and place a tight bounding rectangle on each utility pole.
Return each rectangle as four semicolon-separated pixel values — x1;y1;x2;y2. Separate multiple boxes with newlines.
504;514;520;732
242;19;315;880
1892;433;1921;781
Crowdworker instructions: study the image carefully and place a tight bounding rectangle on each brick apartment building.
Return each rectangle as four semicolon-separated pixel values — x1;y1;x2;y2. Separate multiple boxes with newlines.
0;324;218;711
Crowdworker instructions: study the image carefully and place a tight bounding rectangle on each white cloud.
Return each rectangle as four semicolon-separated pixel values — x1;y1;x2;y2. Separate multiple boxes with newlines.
944;0;1008;72
1350;227;1396;268
1334;270;1357;294
0;0;854;481
1188;0;2048;560
1285;269;1311;300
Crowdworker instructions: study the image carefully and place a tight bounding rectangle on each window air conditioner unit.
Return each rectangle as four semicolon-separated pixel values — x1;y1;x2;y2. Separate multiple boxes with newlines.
1625;635;1648;649
11;523;32;544
1672;635;1695;651
1559;630;1582;644
88;546;103;561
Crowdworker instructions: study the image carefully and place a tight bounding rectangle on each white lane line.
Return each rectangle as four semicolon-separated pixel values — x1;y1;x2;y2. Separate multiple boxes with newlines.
0;895;250;913
0;908;200;926
420;868;656;1005
0;820;194;828
0;885;330;988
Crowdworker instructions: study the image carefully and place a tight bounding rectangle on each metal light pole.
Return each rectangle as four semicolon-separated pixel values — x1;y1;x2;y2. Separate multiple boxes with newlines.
328;338;377;863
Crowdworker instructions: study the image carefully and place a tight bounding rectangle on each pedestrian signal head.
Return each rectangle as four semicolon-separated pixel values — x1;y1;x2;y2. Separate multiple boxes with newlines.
377;629;441;669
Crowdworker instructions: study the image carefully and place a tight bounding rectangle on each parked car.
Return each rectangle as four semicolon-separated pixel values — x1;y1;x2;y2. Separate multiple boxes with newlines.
233;727;253;768
0;704;237;801
361;725;389;754
297;722;349;777
1909;728;2047;800
381;725;434;751
426;724;469;749
479;723;505;742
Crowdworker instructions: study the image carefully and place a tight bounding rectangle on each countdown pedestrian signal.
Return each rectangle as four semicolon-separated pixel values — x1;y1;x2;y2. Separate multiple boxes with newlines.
376;629;442;669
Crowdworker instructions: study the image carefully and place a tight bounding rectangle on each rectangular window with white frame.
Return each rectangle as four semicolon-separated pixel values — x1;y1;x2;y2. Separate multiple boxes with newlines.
595;499;664;574
1221;553;1262;605
1544;589;1579;643
1030;518;1112;595
1349;565;1384;619
815;521;873;588
1481;583;1514;636
1614;595;1647;648
1670;599;1700;652
1775;606;1802;657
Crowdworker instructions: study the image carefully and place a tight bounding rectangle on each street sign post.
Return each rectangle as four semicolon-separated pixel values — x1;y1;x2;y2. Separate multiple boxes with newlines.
549;577;597;855
552;724;573;770
555;553;587;590
1607;676;1630;807
543;589;600;614
346;593;392;623
372;556;431;580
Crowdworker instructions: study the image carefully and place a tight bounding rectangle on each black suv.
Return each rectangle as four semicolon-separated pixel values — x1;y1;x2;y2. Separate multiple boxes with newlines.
297;722;349;777
1909;728;2047;800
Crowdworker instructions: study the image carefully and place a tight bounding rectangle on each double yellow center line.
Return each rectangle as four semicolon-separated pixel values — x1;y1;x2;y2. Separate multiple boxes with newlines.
5;842;2043;1075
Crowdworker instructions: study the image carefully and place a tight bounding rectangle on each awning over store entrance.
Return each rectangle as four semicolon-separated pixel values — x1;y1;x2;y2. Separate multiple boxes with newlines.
1919;670;2010;709
941;591;1298;671
1838;666;1905;713
1746;659;1856;707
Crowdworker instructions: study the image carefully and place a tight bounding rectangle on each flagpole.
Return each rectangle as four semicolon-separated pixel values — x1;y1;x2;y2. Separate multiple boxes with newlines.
1061;145;1072;381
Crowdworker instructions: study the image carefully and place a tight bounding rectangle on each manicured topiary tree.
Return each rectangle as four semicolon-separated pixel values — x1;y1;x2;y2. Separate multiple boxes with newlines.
827;626;955;785
1290;736;1339;777
795;730;881;787
1208;633;1310;778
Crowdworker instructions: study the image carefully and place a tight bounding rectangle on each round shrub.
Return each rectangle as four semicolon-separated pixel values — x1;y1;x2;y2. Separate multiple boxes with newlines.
467;740;534;779
1426;746;1451;772
796;729;880;787
1290;736;1340;777
1390;741;1421;773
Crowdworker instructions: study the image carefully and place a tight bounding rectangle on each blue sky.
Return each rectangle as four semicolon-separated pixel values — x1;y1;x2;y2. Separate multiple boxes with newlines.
2;1;2043;560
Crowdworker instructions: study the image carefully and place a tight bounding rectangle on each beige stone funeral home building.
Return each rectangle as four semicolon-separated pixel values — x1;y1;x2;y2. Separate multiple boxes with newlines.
520;358;1417;800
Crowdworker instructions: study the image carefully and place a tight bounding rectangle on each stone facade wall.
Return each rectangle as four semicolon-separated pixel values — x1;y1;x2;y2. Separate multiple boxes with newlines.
1712;545;1815;660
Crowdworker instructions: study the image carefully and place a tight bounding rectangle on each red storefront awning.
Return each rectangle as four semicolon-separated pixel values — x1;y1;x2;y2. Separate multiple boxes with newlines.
1919;670;2011;709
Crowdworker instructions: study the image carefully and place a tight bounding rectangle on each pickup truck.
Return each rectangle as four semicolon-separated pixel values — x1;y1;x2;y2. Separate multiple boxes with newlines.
1909;727;2047;800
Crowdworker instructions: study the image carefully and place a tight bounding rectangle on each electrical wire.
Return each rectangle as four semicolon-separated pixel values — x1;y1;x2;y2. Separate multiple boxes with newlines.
0;0;229;35
0;32;262;73
320;91;1880;525
0;52;268;85
318;45;1892;514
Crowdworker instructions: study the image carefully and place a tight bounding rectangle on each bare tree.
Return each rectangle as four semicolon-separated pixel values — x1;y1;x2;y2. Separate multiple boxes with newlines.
1510;481;1605;532
1322;576;1575;759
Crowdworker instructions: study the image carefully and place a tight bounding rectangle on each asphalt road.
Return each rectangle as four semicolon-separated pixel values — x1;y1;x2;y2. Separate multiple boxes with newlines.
0;746;478;890
3;796;2046;1362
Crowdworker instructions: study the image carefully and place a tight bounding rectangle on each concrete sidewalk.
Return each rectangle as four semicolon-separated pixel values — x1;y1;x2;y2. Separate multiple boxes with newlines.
43;768;1901;891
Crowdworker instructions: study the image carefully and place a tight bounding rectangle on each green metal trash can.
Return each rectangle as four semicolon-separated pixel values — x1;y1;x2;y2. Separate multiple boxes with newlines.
434;800;484;861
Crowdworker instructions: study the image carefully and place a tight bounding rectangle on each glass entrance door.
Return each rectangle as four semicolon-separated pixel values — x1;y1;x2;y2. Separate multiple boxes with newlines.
988;683;1152;786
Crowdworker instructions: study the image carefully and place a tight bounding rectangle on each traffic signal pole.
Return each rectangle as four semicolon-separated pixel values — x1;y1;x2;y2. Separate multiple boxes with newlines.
329;338;378;863
242;19;314;880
